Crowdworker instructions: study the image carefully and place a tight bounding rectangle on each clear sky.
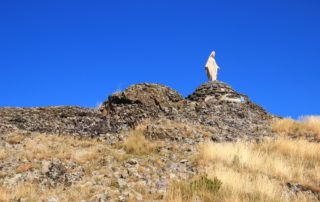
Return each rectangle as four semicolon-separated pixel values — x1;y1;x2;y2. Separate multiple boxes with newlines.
1;0;319;119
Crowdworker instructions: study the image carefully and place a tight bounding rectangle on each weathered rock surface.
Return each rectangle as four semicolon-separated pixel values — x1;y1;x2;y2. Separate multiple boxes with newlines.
100;83;183;133
100;81;277;142
0;81;277;143
0;106;111;137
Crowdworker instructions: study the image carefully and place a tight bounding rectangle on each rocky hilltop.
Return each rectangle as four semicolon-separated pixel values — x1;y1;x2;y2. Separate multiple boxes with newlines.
1;81;319;202
0;81;276;144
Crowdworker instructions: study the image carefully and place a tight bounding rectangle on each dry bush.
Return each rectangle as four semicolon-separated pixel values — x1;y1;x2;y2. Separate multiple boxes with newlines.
272;116;320;138
190;137;320;202
122;130;154;155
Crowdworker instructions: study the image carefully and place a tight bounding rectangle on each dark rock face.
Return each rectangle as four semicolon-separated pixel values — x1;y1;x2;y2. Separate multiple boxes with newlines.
0;106;111;136
0;81;277;142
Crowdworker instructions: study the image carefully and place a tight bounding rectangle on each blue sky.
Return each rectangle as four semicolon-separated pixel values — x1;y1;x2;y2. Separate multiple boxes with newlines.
0;0;319;118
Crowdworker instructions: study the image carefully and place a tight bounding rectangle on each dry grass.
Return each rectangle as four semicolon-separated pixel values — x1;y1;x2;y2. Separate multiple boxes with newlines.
167;175;222;202
0;182;102;202
272;116;320;138
0;131;127;201
6;133;25;144
11;183;38;201
0;149;7;160
15;163;40;173
156;118;215;138
0;187;9;202
122;130;154;155
188;137;320;202
72;148;100;164
16;133;109;162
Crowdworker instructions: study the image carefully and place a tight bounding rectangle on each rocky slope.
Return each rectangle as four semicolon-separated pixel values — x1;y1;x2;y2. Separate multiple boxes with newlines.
0;81;286;201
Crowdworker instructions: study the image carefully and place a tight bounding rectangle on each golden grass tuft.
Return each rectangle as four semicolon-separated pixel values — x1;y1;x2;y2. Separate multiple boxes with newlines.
272;116;320;138
122;130;154;155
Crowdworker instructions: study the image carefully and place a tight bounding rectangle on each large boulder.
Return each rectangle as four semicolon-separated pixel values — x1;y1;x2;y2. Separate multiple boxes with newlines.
99;83;183;133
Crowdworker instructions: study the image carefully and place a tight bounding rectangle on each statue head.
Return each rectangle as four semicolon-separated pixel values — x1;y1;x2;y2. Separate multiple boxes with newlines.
210;51;216;57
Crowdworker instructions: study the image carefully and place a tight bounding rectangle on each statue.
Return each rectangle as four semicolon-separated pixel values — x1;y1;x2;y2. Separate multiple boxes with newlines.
205;51;220;81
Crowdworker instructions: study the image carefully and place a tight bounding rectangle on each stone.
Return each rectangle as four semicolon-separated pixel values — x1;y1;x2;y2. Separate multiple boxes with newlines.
99;83;183;133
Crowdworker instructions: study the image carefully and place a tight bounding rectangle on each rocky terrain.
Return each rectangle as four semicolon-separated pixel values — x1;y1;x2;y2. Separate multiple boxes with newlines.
1;81;277;143
0;81;319;201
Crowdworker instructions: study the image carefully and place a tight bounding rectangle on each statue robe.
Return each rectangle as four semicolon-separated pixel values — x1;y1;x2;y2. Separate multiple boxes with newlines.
205;51;220;81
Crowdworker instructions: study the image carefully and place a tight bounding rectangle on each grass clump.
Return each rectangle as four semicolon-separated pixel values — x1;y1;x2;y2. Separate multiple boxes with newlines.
122;130;154;155
190;175;222;193
167;175;222;202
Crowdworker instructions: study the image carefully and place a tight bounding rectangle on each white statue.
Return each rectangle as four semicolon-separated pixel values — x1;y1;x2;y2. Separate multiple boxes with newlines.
205;51;220;81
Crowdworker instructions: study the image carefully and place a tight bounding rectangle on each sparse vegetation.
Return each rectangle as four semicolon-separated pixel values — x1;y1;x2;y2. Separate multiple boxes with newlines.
0;149;7;160
122;130;155;155
191;137;320;201
15;163;40;173
167;175;222;202
272;116;320;138
0;115;319;201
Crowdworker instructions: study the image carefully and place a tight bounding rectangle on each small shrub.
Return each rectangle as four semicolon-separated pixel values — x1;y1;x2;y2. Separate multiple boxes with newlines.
110;180;120;188
190;175;222;193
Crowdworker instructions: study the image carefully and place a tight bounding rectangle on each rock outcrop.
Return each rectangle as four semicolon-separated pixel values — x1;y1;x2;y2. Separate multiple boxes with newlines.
100;83;183;133
0;81;277;143
0;106;111;137
99;81;276;142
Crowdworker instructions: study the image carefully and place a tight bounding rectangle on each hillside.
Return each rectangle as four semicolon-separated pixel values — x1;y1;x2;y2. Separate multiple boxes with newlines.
0;81;319;201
